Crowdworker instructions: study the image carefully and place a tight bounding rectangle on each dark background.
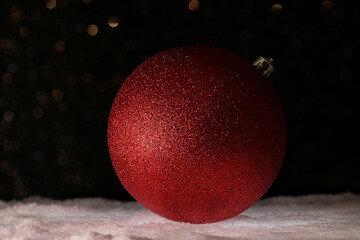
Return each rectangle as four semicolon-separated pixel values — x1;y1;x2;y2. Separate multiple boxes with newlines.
0;0;359;200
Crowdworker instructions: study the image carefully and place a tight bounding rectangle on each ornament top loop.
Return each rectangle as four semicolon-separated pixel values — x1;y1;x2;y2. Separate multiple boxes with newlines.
253;56;274;78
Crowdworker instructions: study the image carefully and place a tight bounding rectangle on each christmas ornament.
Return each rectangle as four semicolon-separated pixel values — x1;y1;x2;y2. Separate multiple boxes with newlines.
108;45;286;224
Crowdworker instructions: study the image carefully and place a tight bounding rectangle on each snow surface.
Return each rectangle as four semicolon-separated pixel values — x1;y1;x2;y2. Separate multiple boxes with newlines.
0;193;359;240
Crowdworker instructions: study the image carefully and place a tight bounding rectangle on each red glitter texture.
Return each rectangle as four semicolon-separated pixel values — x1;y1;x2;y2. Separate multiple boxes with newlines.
108;45;286;224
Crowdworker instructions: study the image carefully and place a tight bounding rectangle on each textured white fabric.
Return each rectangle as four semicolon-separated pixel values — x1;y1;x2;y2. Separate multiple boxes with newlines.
1;193;359;240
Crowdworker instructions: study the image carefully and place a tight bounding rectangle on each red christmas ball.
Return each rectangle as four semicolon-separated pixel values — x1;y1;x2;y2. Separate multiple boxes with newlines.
108;45;286;223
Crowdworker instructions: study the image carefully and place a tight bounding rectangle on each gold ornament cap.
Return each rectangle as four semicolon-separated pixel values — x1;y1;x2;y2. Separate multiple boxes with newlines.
253;56;274;78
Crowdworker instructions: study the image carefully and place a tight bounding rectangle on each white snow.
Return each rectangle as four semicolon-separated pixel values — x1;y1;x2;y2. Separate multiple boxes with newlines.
1;193;359;240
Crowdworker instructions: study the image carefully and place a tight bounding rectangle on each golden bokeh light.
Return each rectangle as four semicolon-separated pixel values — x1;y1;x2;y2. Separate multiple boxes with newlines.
82;72;94;83
33;107;44;118
188;0;200;11
9;6;25;23
113;74;124;85
66;75;77;85
108;16;119;28
97;81;107;92
55;41;66;52
36;92;49;107
45;0;57;9
51;89;64;101
2;72;14;84
87;24;98;36
57;0;68;8
321;0;333;12
271;4;283;15
19;27;28;37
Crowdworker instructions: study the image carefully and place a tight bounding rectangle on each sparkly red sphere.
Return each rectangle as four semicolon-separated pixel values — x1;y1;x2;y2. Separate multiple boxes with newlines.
108;45;286;224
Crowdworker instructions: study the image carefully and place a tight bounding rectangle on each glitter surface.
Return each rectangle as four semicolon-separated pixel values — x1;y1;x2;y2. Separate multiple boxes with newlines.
107;45;286;223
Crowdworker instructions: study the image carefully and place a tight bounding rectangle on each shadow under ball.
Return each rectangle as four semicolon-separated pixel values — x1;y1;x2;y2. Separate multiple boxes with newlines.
108;45;286;223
